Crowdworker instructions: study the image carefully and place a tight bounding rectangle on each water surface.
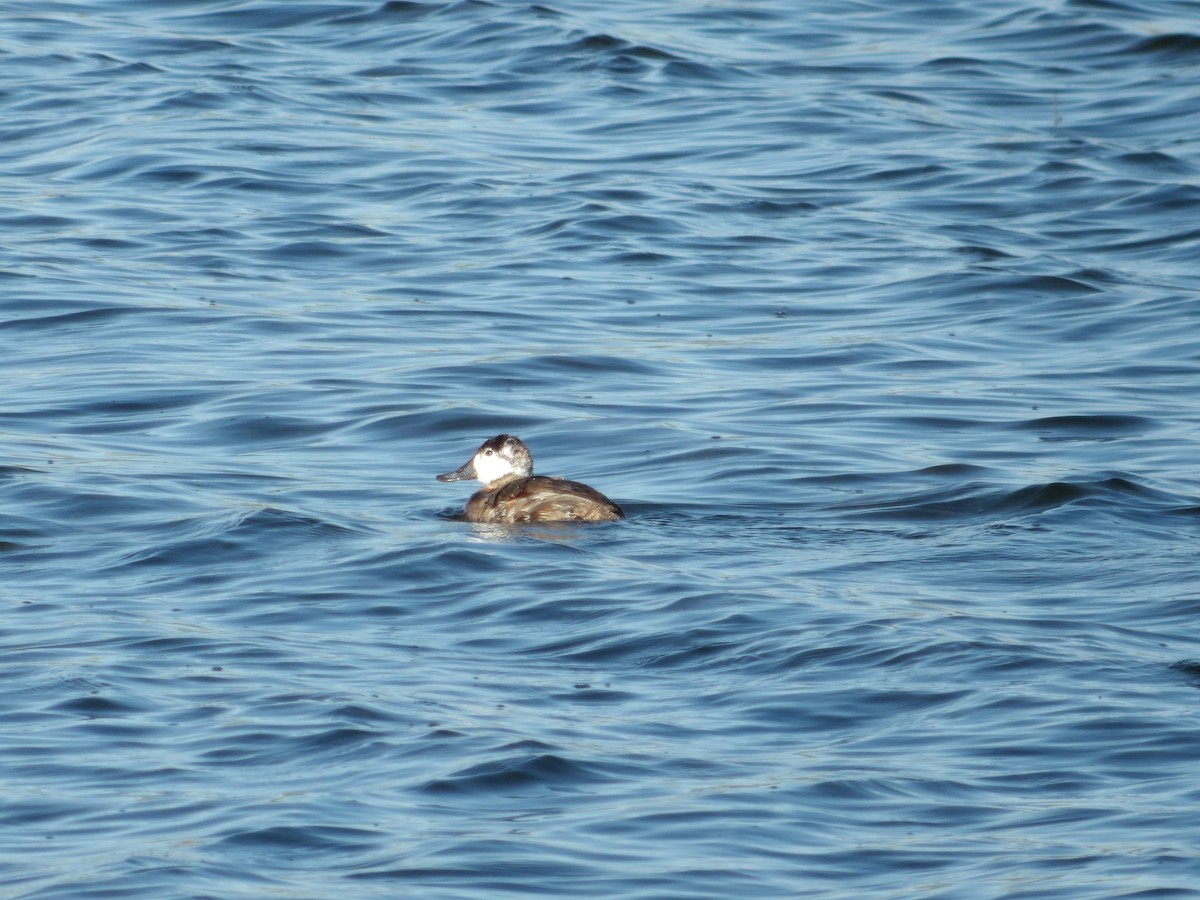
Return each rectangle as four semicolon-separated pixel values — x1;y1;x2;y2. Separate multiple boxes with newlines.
3;0;1200;896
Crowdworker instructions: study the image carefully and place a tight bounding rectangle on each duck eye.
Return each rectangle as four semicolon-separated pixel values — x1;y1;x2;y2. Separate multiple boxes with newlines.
485;449;493;456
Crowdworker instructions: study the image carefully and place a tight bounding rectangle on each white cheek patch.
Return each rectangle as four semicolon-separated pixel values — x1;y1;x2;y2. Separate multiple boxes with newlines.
473;451;512;485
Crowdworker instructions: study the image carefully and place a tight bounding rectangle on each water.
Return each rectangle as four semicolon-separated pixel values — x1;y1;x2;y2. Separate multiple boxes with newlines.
3;0;1200;896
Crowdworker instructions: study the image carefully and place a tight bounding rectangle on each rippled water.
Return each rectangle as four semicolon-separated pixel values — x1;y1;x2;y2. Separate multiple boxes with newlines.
4;0;1200;896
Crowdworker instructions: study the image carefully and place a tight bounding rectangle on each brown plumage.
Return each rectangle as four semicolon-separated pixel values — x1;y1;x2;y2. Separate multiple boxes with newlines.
437;434;624;525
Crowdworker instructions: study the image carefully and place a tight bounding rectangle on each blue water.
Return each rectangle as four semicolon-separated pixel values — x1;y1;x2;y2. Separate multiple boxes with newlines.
4;0;1200;896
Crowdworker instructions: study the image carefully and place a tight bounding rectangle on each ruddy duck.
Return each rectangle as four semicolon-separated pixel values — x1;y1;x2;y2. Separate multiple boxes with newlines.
437;434;624;524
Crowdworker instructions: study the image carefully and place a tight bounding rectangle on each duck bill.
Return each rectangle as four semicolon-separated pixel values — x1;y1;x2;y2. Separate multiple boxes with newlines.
436;460;475;483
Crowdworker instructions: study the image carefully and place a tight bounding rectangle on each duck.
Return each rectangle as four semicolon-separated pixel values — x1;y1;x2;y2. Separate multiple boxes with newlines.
437;434;624;524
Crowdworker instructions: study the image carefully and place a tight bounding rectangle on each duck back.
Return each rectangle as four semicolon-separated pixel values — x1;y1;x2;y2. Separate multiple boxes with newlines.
466;476;624;524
